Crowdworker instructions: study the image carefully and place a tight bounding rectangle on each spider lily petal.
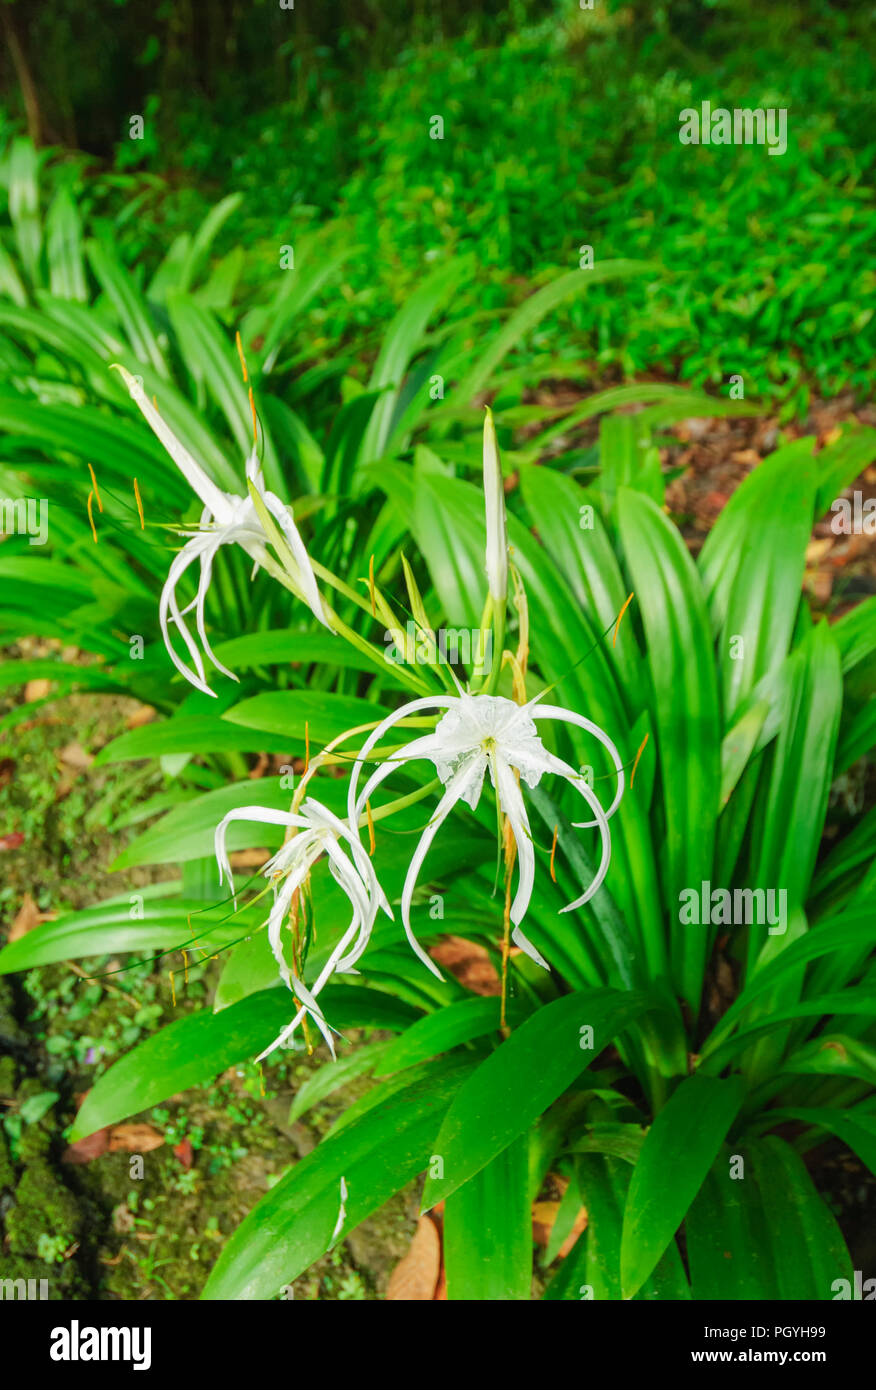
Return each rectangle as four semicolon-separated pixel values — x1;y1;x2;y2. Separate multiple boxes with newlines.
113;365;231;520
116;369;329;695
528;702;625;823
346;696;457;825
347;690;624;971
213;798;390;1059
159;534;215;695
400;755;485;979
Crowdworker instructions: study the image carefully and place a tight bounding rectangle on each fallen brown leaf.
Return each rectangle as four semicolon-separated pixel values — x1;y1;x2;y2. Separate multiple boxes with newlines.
173;1137;194;1169
111;1203;136;1236
729;449;761;467
805;538;833;564
386;1215;441;1300
125;704;157;730
531;1198;588;1259
429;935;500;996
63;1128;111;1164
8;892;54;943
23;678;51;701
57;741;93;773
228;848;270;870
0;833;25;851
107;1123;164;1153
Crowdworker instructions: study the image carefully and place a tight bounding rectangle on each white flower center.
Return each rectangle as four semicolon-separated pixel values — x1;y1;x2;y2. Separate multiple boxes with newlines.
433;694;549;792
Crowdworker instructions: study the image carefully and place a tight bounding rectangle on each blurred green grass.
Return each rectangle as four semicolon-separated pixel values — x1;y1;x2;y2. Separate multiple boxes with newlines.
1;0;873;410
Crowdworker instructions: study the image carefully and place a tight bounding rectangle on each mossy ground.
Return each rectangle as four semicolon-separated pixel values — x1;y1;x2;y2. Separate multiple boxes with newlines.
0;664;415;1300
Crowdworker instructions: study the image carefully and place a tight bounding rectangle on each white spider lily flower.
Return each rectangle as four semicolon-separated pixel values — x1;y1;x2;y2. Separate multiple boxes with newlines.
214;798;391;1060
114;364;329;697
331;1177;349;1242
483;406;508;604
348;691;624;974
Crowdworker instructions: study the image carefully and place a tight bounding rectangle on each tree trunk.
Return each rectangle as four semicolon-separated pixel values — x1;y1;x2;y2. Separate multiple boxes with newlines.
1;3;43;145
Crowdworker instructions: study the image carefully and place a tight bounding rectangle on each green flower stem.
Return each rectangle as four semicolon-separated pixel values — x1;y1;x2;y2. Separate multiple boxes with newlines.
358;776;442;829
327;610;432;696
485;601;506;696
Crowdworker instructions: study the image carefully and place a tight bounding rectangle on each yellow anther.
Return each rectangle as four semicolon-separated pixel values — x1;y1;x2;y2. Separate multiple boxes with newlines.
613;592;634;649
88;464;103;512
133;477;145;530
630;731;650;789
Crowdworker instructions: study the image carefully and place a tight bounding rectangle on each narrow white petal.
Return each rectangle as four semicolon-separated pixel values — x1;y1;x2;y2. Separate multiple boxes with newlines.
193;539;239;683
263;490;331;631
347;696;454;828
112;364;231;520
510;924;550;972
323;837;373;926
544;753;612;912
532;703;625;822
483;406;508;603
350;730;452;829
307;916;363;995
159;540;216;697
213;806;299;893
303;799;392;919
495;754;550;970
493;754;537;934
400;756;484;979
267;849;321;988
255;971;337;1062
331;1177;348;1241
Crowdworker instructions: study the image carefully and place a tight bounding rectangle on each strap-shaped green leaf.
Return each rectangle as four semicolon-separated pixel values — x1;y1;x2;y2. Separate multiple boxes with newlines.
202;1056;476;1299
620;1074;746;1299
616;486;720;1013
545;1154;690;1300
422;988;651;1208
687;1138;853;1299
444;1134;532;1300
70;985;421;1141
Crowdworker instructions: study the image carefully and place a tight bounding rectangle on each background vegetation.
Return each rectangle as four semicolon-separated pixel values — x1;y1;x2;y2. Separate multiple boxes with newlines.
0;0;874;1302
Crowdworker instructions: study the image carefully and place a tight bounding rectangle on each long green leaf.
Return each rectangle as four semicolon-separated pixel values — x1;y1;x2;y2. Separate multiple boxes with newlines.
422;988;650;1207
443;1135;532;1299
620;1075;746;1299
202;1056;475;1299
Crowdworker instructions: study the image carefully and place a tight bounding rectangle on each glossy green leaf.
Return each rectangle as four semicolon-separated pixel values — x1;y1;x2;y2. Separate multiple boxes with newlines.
374;995;519;1076
70;985;419;1140
620;1075;746;1299
616;487;720;1010
0;894;241;974
686;1138;853;1299
544;1154;690;1300
202;1056;475;1299
288;1042;394;1124
422;988;650;1208
698;438;816;715
443;1134;532;1299
760;1106;876;1178
222;690;389;744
